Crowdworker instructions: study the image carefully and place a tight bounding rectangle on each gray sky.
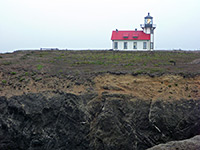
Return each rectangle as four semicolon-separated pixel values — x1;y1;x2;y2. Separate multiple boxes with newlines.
0;0;200;53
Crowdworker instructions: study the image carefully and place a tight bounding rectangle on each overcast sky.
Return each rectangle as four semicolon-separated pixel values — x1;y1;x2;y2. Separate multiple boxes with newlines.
0;0;200;53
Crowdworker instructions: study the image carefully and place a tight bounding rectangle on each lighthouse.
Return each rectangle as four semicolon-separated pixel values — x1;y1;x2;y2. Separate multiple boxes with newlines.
111;13;156;51
141;13;156;51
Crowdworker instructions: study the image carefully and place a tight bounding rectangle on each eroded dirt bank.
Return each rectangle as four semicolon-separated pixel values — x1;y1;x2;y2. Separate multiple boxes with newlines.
94;74;200;100
0;73;200;150
1;73;200;100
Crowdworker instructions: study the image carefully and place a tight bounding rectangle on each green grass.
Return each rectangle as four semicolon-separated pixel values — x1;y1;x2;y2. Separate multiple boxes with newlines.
37;64;43;70
67;51;197;66
1;50;200;76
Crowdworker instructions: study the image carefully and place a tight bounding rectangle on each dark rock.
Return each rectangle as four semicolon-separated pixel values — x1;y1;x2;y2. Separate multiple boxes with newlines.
88;95;200;150
0;93;200;150
149;99;200;142
0;93;90;150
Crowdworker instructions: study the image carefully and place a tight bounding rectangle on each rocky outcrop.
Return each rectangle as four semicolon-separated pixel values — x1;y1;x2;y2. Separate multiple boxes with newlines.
0;92;90;150
0;91;200;150
88;93;200;150
147;135;200;150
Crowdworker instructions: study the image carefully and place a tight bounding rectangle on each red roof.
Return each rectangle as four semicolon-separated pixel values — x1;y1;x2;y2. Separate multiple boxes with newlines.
111;30;150;40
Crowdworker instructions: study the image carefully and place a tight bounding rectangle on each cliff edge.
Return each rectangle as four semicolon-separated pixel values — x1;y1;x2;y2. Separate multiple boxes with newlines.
0;50;200;150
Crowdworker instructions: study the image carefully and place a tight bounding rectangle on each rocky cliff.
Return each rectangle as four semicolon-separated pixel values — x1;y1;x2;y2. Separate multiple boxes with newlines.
0;50;200;149
0;73;200;150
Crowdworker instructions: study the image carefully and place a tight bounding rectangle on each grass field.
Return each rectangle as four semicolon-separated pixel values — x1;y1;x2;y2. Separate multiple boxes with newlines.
0;50;200;77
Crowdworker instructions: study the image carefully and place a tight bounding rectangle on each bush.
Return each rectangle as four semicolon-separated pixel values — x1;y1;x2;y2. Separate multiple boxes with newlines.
3;62;12;65
11;72;16;75
2;80;7;84
19;78;25;82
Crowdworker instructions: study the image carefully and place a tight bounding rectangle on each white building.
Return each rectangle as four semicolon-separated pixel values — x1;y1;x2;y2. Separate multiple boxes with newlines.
111;13;156;51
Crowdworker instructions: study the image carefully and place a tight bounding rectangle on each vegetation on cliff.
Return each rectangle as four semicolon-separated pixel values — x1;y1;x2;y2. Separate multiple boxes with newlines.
0;50;200;77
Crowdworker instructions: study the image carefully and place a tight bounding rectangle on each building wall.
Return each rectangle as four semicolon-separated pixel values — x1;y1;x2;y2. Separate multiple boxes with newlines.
112;40;151;51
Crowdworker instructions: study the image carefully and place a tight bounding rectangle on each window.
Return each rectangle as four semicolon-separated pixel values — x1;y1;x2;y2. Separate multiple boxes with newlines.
151;42;153;49
145;19;152;24
143;42;147;49
133;34;138;39
114;42;118;49
133;42;137;49
123;33;129;38
124;42;128;49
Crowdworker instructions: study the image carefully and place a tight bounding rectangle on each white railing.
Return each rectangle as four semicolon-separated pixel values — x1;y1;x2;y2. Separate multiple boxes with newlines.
140;24;156;28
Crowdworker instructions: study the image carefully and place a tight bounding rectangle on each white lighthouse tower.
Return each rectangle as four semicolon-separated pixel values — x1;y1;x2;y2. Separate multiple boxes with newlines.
141;13;156;51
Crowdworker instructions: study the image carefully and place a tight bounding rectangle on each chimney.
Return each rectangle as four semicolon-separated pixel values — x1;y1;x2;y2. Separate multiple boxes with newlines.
116;29;118;32
135;28;137;31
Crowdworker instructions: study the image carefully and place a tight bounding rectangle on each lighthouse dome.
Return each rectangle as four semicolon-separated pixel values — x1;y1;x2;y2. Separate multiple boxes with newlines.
145;13;153;19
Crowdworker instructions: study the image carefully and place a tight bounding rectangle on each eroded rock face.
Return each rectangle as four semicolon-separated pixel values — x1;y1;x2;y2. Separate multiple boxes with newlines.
0;92;200;150
0;93;90;150
88;94;200;150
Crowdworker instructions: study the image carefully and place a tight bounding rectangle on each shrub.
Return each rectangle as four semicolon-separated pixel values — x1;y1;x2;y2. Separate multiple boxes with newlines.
3;62;12;65
169;60;176;66
154;64;159;67
19;77;25;82
2;80;7;84
11;72;16;75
